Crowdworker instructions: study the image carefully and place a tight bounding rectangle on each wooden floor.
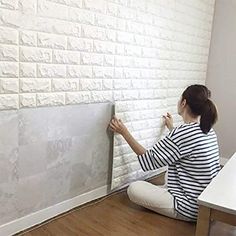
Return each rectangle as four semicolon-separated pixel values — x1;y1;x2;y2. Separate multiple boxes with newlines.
17;175;236;236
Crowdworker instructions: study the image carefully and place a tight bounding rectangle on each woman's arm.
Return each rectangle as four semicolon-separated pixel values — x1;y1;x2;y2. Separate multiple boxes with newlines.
109;115;180;172
109;116;146;155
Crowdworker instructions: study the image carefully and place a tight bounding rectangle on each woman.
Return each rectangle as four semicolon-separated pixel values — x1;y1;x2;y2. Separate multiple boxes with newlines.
109;84;221;222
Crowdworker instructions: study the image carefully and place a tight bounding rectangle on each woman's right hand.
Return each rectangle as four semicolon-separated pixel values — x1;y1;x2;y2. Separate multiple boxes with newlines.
109;116;128;136
163;112;174;131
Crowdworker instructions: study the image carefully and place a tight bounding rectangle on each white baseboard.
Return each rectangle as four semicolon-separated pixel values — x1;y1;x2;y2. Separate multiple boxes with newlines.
0;185;110;236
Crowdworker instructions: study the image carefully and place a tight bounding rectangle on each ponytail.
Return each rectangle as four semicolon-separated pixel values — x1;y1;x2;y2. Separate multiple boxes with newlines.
200;99;218;134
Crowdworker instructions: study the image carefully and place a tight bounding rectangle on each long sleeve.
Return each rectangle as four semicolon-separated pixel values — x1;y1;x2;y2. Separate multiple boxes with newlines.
137;129;181;172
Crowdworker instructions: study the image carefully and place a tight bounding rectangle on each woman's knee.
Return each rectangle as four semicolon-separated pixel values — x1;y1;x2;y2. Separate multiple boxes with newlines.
127;181;144;200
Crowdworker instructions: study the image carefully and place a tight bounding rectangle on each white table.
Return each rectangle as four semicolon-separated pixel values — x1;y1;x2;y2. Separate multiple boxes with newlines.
195;152;236;236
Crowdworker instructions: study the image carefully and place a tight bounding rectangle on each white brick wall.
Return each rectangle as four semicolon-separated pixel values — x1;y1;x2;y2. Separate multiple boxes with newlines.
0;0;216;188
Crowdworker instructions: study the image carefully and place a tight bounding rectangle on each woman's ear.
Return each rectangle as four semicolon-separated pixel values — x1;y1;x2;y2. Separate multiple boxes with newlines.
181;99;186;108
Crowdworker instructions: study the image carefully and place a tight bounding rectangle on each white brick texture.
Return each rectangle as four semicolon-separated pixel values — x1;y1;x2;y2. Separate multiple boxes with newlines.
0;0;216;188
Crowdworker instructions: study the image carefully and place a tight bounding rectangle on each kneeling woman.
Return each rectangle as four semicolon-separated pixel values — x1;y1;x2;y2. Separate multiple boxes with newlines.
109;84;221;222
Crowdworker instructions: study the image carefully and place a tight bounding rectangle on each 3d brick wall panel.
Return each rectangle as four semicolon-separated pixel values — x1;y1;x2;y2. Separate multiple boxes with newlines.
0;0;215;188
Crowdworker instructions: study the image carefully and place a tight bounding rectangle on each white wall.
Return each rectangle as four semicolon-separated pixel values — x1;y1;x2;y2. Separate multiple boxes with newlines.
0;0;216;189
206;0;236;159
0;0;214;111
0;0;217;230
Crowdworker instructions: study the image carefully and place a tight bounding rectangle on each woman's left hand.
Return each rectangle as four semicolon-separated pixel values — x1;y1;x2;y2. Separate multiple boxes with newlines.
109;116;128;135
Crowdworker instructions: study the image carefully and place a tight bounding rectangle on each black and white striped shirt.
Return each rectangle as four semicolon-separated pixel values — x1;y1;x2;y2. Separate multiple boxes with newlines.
137;123;221;221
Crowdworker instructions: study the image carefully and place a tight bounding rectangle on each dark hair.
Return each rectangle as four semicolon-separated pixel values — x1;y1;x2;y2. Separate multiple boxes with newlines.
182;84;218;134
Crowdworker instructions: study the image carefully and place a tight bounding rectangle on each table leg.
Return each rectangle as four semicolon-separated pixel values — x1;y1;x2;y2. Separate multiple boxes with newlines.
195;205;211;236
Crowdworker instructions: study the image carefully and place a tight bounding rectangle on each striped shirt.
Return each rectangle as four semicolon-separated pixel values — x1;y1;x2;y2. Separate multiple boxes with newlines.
137;123;221;221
